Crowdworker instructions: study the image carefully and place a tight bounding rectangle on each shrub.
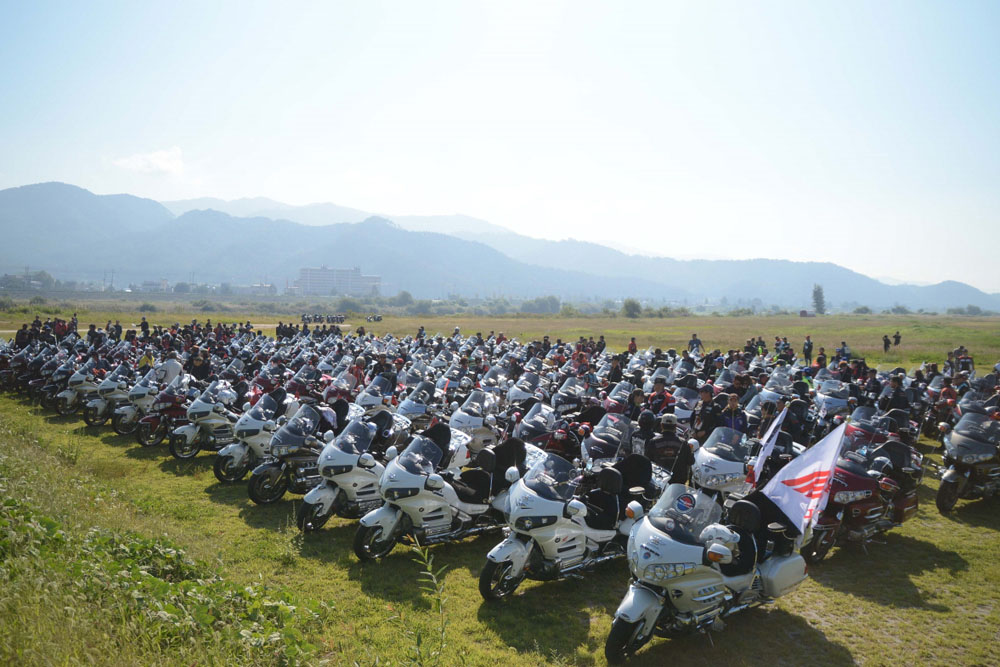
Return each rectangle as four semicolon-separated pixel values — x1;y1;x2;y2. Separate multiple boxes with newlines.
28;295;46;305
137;303;158;313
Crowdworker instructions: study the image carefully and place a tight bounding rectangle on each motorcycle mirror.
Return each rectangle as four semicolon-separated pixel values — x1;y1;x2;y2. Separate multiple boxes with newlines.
625;500;644;520
358;452;376;468
385;445;398;460
323;430;335;443
504;466;520;484
485;415;497;427
450;401;460;413
426;473;445;490
263;420;276;431
688;438;701;452
566;499;587;517
706;543;733;564
243;402;251;412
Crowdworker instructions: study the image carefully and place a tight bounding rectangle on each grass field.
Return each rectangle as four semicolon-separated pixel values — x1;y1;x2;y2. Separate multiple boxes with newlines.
2;310;1000;665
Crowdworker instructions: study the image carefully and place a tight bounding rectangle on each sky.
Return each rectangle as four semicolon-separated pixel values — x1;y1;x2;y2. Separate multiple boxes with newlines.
1;1;999;291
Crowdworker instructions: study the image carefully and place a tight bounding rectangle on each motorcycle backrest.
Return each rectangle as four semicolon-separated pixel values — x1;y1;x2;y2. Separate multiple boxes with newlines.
728;499;762;534
613;454;652;490
598;466;623;495
422;422;452;450
475;447;496;473
792;380;809;397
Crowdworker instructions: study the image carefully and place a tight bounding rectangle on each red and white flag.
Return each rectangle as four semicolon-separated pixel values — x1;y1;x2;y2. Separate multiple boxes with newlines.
761;422;846;535
750;407;788;486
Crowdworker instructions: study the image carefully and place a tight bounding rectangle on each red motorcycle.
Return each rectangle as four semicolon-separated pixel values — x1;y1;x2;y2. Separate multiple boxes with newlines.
801;440;922;564
136;379;194;447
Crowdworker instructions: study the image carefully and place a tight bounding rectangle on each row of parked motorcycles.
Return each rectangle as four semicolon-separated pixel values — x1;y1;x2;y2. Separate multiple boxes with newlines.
1;328;998;663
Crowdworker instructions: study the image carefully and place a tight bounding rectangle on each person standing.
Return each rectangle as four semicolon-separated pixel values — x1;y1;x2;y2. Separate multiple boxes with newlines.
893;331;902;347
802;335;813;365
883;334;891;353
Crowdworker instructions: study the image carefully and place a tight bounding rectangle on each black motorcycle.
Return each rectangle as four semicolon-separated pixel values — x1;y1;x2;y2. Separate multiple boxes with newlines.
937;411;1000;513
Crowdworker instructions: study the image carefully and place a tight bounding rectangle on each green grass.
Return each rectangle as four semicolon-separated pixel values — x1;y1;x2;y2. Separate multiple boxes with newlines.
2;390;1000;666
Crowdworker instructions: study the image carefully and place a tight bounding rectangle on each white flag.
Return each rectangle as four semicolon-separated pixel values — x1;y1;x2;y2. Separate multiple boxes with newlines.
751;407;788;486
761;422;846;535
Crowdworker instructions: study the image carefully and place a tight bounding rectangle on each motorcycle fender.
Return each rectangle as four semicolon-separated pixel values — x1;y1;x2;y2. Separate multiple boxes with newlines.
172;424;199;444
614;582;664;634
303;484;339;514
86;398;107;411
942;466;969;492
115;405;135;417
56;389;75;402
486;535;534;577
218;442;248;465
360;504;402;535
252;461;285;484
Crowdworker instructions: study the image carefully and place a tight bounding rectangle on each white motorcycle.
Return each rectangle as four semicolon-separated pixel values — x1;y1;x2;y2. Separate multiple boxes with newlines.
604;484;808;663
212;389;288;483
55;359;101;416
448;389;501;452
168;380;240;460
297;410;412;531
83;362;134;426
113;369;160;435
479;449;653;600
352;425;505;561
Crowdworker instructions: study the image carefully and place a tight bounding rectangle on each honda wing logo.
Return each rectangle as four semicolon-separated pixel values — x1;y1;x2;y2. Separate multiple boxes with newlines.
781;471;831;499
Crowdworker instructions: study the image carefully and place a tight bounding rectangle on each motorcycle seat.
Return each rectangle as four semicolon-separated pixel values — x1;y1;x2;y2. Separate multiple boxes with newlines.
453;469;491;504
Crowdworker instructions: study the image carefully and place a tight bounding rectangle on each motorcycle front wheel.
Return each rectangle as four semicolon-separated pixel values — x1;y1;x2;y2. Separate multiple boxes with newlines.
213;453;251;483
478;560;525;601
604;617;650;665
801;530;835;564
56;397;76;416
248;471;288;505
83;406;108;427
169;433;202;460
112;411;138;435
353;525;397;561
936;480;960;514
40;391;57;411
296;500;333;532
136;421;167;447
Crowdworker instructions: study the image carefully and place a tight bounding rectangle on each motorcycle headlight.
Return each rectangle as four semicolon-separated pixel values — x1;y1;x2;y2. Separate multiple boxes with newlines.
643;562;695;582
833;489;872;504
513;515;558;531
384;487;420;501
189;410;210;420
236;428;260;438
321;464;353;477
961;452;993;464
271;444;299;457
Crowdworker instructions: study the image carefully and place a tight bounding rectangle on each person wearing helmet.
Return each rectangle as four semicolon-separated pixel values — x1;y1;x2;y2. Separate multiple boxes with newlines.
631;409;659;456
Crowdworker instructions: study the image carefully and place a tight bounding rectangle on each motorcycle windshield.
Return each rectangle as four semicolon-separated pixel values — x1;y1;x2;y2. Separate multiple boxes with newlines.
715;369;735;386
396;436;444;475
272;405;320;447
248;394;278;421
364;375;393;396
558;377;584;397
515;373;540;392
523;453;579;502
765;375;792;393
818;380;849;399
954;414;1000;444
480;367;506;388
849;406;877;428
814;368;834;382
224;358;244;376
137;369;158;387
335;420;375;455
198;380;223;405
586;413;632;459
649;484;722;542
108;363;130;381
293;366;320;384
703;427;751;463
607;381;635;402
332;370;358;391
460;390;488;417
673;387;699;411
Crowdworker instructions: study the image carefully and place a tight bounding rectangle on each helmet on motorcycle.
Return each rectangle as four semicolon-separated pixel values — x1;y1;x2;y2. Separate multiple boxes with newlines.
699;524;739;551
637;409;656;431
869;456;893;476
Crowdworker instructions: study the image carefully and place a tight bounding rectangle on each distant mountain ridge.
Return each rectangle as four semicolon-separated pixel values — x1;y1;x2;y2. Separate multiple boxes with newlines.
2;182;998;310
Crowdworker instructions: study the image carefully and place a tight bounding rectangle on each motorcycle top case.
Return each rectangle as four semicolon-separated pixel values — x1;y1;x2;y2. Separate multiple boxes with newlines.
757;553;807;598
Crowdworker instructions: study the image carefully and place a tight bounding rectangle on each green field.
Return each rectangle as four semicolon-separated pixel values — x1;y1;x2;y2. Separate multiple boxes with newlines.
2;310;1000;665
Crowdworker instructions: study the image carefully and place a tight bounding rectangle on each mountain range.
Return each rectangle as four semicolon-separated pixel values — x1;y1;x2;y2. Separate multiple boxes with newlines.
1;182;997;310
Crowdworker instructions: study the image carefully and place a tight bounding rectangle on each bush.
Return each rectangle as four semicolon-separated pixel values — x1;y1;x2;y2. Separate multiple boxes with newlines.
0;295;14;312
853;306;872;314
28;296;46;306
137;303;158;313
622;298;642;318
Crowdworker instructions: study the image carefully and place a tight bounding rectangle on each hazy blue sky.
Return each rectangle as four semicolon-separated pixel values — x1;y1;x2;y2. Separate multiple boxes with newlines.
1;1;998;290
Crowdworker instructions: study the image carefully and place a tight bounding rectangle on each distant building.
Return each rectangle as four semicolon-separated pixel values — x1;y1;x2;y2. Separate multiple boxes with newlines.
295;266;380;297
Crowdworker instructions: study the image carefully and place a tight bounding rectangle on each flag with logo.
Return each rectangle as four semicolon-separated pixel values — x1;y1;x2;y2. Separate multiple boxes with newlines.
761;422;846;534
749;407;788;486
